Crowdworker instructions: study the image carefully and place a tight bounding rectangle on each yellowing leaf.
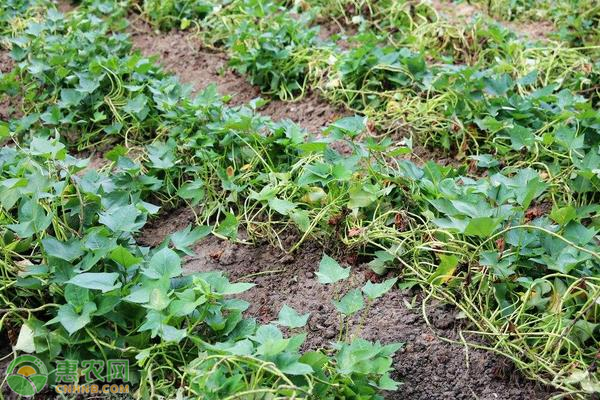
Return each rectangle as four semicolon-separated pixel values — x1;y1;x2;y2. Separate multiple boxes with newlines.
428;254;459;285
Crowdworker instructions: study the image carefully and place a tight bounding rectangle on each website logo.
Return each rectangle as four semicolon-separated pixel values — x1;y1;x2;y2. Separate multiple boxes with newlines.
6;355;48;397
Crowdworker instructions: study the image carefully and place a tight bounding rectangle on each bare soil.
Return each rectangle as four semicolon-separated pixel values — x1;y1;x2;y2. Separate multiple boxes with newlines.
56;0;76;14
127;17;349;134
139;210;552;400
316;19;355;50
0;49;21;122
431;0;555;41
0;50;13;74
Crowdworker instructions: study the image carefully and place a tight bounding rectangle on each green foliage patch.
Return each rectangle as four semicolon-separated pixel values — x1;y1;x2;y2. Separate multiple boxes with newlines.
1;0;599;398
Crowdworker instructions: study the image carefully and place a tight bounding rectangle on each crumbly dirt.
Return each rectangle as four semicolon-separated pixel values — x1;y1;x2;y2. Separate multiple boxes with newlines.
138;210;553;400
55;0;76;14
316;18;356;50
127;17;349;134
431;0;555;42
0;49;13;74
0;49;22;122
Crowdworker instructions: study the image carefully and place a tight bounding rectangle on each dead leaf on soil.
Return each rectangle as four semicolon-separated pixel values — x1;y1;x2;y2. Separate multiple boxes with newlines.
348;227;362;237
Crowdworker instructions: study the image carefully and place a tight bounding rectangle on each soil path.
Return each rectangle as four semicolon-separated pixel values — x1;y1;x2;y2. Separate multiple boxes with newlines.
139;211;552;400
128;17;348;134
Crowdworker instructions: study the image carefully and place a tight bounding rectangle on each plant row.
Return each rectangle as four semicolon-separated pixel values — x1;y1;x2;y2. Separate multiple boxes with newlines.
139;0;599;196
466;0;599;47
0;1;403;398
0;0;599;397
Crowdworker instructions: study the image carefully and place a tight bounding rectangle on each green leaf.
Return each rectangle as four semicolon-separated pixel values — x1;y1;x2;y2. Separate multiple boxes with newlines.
98;204;143;232
464;217;502;238
253;325;289;356
146;287;171;311
219;282;255;295
76;76;100;94
66;272;121;292
326;116;365;137
368;250;396;274
29;136;65;159
290;209;310;232
123;94;149;120
469;154;499;168
299;351;329;370
475;117;507;133
201;272;255;295
378;374;401;390
60;88;84;107
180;18;191;30
550;205;577;226
110;246;142;268
169;293;206;317
334;338;400;375
64;284;91;310
316;254;349;284
511;169;548;209
249;185;278;201
483;74;512;96
362;278;398;300
480;251;515;278
144;248;182;279
160;325;187;342
7;200;53;238
276;304;310;328
147;142;176;169
268;198;297;215
138;310;186;342
41;237;83;262
0;123;9;138
333;289;365;316
279;361;314;375
41;106;63;125
571;319;598;344
170;225;211;255
177;180;205;205
518;70;538;86
214;212;238;240
347;183;378;209
105;145;127;161
506;125;535;150
51;302;97;335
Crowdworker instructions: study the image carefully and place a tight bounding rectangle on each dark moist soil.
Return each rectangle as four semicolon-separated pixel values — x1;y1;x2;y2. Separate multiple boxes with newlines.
138;210;553;400
127;17;349;135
